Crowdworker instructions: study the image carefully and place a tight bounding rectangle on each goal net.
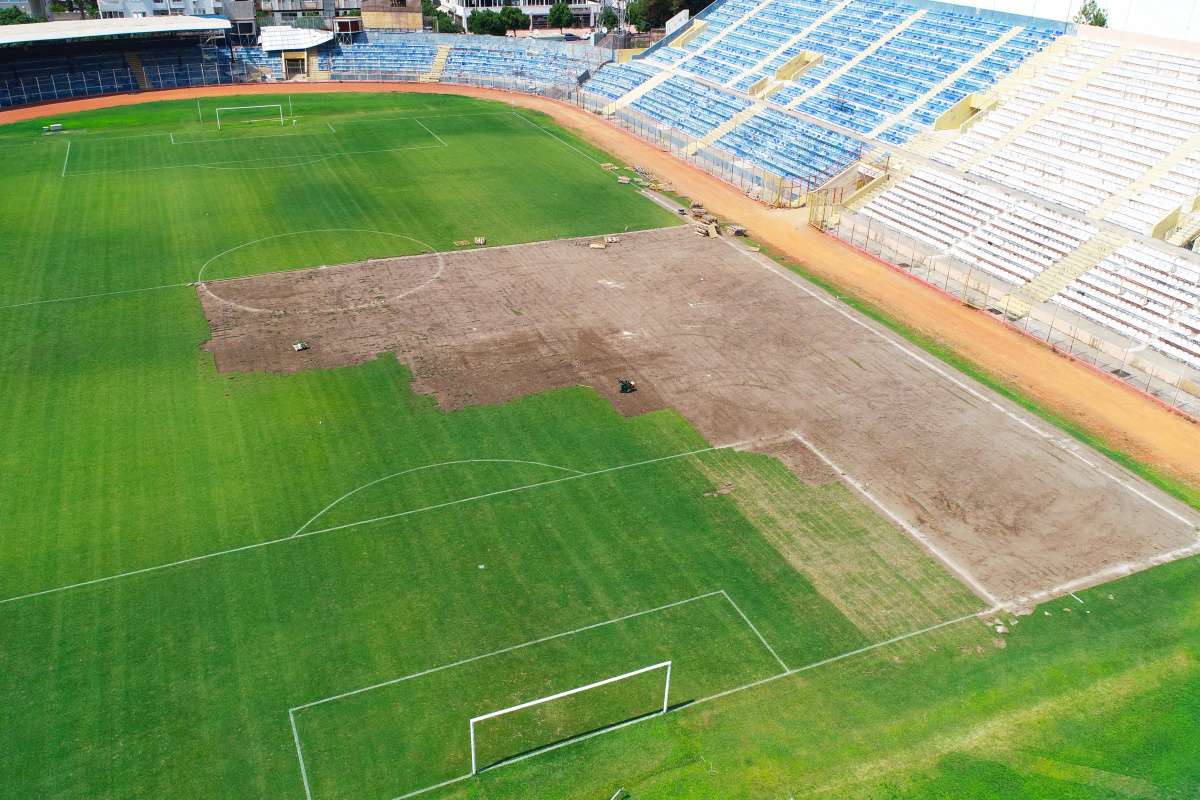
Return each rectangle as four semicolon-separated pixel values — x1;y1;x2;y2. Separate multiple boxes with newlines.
468;661;672;774
214;104;285;130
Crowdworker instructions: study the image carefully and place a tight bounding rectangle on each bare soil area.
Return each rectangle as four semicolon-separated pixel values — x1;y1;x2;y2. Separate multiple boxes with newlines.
199;227;1199;605
8;83;1199;487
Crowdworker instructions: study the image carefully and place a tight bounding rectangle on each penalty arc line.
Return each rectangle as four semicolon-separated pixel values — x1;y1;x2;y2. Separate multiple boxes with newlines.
291;458;584;537
0;442;747;607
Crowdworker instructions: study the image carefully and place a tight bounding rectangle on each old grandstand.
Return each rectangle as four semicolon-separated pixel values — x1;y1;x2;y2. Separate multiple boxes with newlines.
1;0;1198;403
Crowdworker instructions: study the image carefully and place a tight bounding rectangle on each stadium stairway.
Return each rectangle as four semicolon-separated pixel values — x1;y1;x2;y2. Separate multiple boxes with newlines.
685;101;765;155
603;68;672;113
422;45;450;83
868;25;1026;138
725;0;853;89
959;43;1131;172
789;8;930;109
1168;211;1200;248
1087;131;1200;222
843;159;915;212
307;51;331;81
1001;229;1130;316
123;51;148;91
670;0;780;68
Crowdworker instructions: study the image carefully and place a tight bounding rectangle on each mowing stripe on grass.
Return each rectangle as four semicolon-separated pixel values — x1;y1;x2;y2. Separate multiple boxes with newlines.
790;430;999;606
373;605;992;800
291;458;585;537
0;442;749;607
288;588;787;800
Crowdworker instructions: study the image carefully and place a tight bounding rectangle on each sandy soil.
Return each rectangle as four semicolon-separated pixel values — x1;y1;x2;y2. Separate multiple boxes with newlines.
198;227;1199;605
6;82;1196;488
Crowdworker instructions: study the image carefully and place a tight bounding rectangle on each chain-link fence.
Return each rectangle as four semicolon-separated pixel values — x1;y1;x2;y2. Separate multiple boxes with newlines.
1;62;252;108
823;212;1200;418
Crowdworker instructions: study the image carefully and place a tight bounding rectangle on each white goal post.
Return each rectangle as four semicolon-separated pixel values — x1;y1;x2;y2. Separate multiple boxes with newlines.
214;104;285;130
468;660;672;775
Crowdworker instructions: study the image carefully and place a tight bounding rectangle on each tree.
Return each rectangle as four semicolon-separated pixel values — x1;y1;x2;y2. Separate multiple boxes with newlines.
498;4;529;35
643;0;674;27
422;0;463;32
1073;0;1107;27
547;1;573;32
598;3;618;30
624;0;650;32
0;6;43;23
467;7;506;35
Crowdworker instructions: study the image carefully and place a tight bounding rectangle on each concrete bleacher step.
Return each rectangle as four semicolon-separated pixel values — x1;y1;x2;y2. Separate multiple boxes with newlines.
724;0;853;88
1167;211;1200;248
961;42;1131;172
123;51;147;91
790;7;929;108
680;0;780;65
1002;229;1130;316
904;130;951;159
603;67;673;114
987;35;1070;100
685;102;764;155
869;26;1026;138
1088;132;1200;222
843;160;914;212
420;44;451;83
307;51;331;81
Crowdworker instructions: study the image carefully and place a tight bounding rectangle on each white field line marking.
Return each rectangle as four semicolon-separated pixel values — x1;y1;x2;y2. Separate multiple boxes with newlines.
290;587;783;799
326;121;336;134
719;589;789;671
791;430;999;607
0;443;745;607
2;226;681;314
291;590;726;712
511;111;602;165
169;131;175;145
1070;592;1084;604
398;608;991;798
60;141;70;177
292;459;583;537
720;237;1198;530
0;282;192;312
300;442;748;540
196;228;432;283
413;118;448;148
289;709;315;800
63;143;444;178
1006;538;1200;610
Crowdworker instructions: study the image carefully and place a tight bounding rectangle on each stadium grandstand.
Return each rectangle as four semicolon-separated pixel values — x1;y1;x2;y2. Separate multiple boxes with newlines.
2;0;1197;396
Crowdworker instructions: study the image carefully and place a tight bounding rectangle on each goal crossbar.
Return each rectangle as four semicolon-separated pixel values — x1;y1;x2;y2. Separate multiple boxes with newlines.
468;660;671;774
215;104;285;130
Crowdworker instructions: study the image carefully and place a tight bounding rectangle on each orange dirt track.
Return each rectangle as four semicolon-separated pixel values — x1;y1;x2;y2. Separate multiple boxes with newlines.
6;81;1198;486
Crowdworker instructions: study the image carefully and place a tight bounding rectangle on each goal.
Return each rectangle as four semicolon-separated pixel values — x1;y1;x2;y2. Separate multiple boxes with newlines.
468;660;672;774
214;104;285;131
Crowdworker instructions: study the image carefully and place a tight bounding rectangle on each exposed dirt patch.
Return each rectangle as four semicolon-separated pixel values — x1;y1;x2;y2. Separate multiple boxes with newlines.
12;83;1198;488
199;226;1199;605
752;437;839;486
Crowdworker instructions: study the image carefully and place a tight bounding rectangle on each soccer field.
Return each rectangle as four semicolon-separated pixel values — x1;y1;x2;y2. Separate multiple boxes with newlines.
2;92;1199;800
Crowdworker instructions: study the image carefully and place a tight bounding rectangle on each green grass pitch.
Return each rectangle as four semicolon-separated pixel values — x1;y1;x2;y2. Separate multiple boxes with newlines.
1;92;1198;800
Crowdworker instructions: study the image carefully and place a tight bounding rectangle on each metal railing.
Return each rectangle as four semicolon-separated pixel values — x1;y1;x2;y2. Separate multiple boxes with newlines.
1;62;251;108
821;211;1200;418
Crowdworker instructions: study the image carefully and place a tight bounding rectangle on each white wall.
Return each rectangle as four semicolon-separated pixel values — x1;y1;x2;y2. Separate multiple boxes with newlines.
960;0;1200;43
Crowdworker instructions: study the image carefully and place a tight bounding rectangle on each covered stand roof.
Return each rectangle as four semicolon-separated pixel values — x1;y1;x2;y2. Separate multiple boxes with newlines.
258;26;334;51
0;16;231;47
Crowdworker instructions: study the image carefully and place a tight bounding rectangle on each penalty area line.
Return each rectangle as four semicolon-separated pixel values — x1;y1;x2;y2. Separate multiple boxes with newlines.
0;442;748;607
368;607;991;800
